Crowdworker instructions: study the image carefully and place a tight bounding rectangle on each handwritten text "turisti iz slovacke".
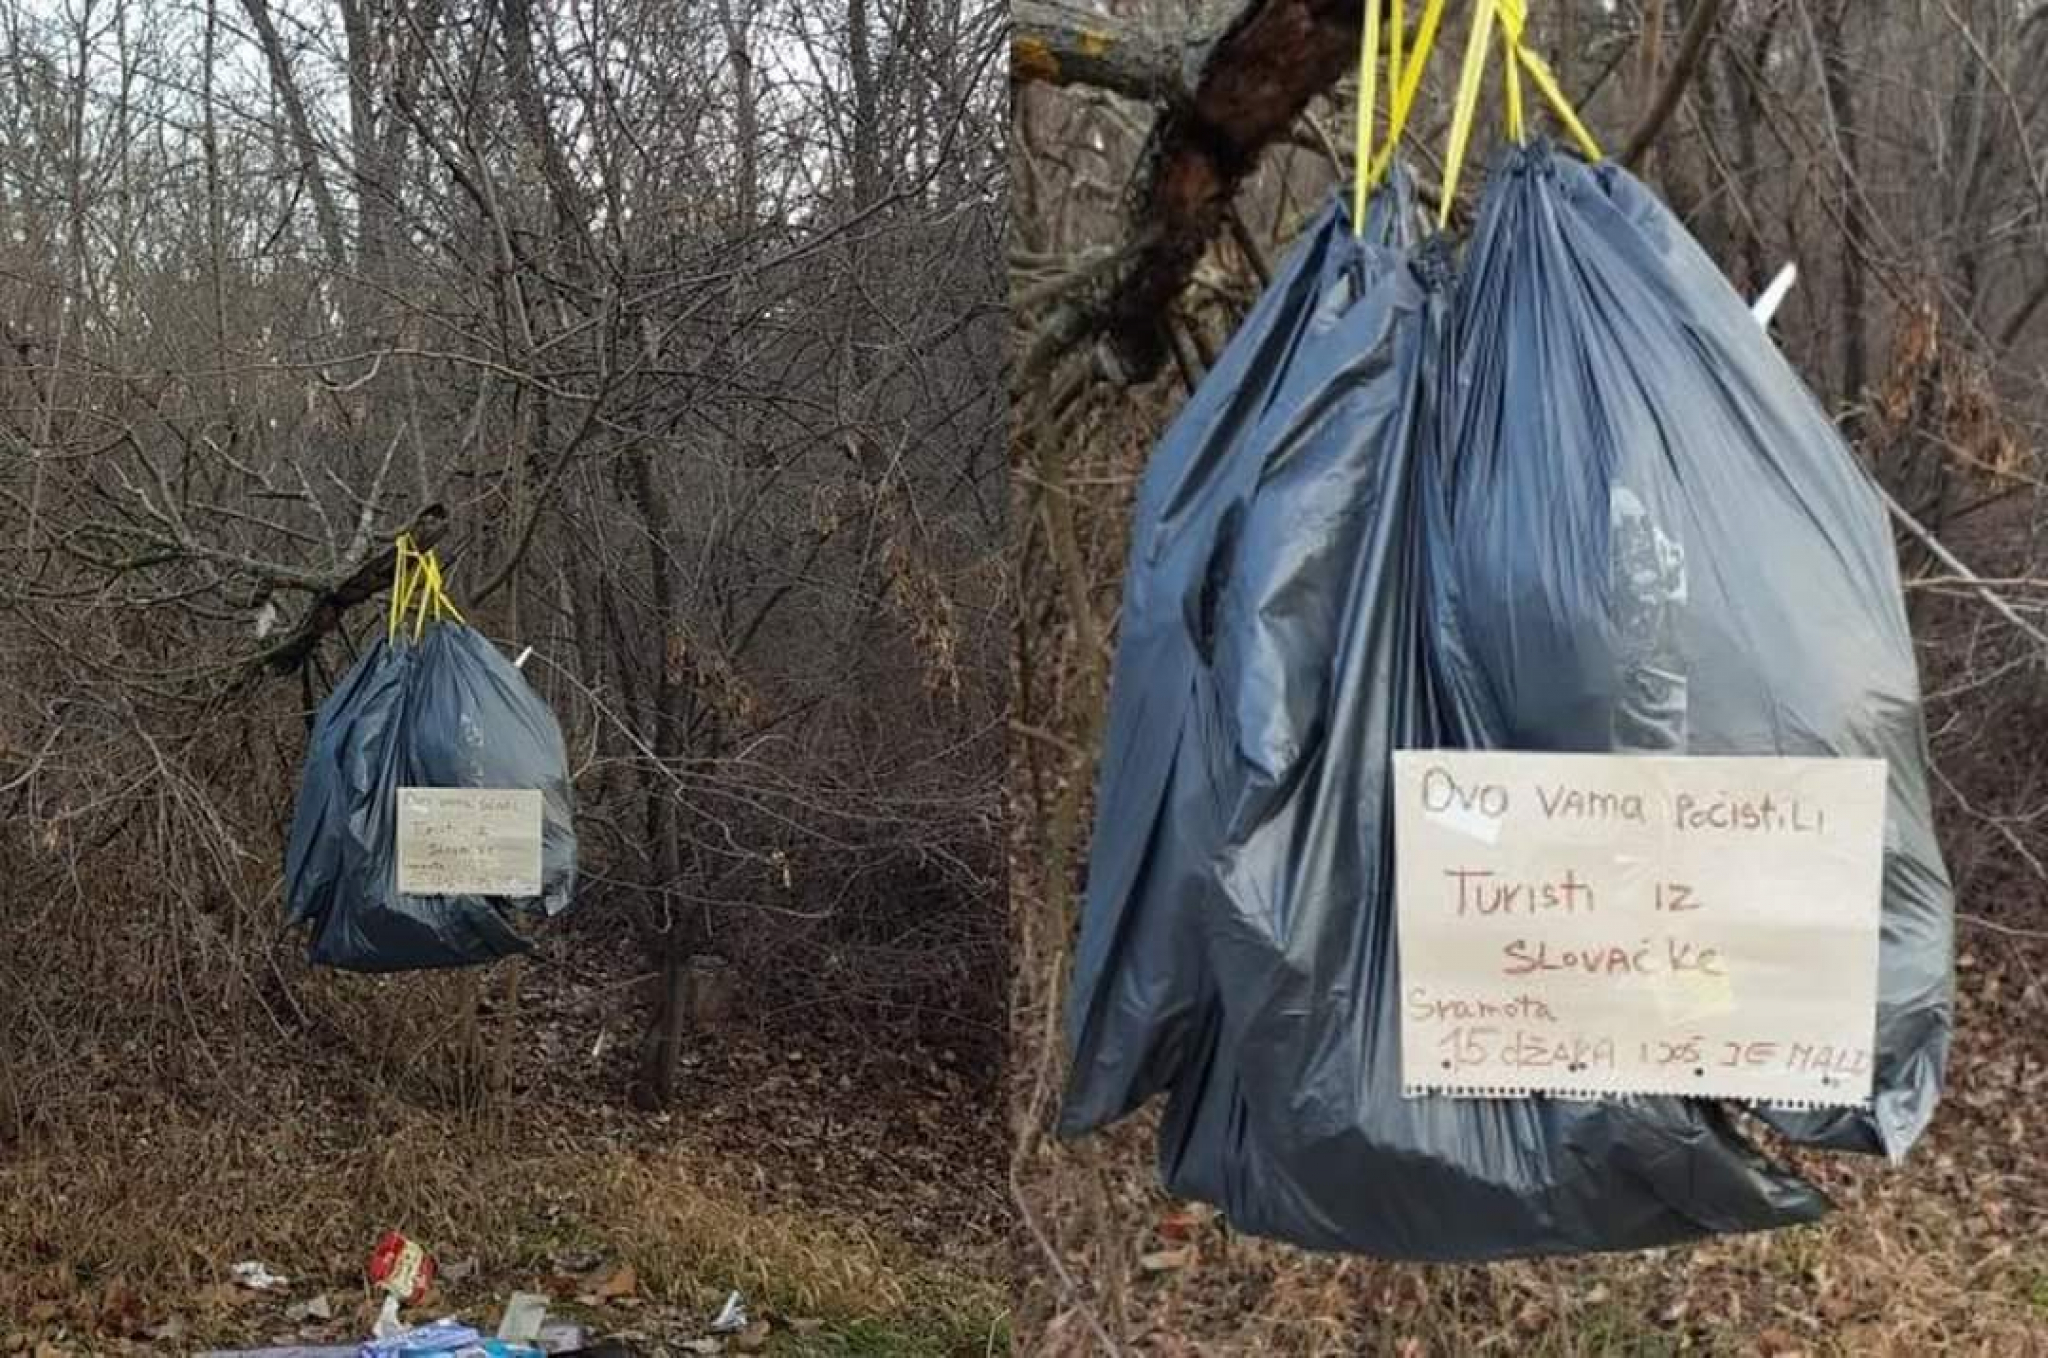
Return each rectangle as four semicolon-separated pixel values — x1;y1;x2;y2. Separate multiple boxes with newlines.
1392;751;1887;1105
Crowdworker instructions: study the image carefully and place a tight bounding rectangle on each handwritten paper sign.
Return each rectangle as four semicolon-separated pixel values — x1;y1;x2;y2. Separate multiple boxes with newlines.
396;788;543;897
1393;751;1886;1108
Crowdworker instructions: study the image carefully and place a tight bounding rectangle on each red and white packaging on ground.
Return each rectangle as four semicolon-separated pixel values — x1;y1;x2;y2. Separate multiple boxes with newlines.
366;1230;436;1304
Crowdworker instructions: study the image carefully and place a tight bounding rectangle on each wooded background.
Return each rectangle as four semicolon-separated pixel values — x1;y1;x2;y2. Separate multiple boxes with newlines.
1010;0;2048;1350
0;0;1006;1145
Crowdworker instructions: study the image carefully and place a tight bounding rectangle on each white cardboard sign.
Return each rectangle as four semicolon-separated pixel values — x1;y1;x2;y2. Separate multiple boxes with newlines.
1392;751;1886;1108
396;787;543;897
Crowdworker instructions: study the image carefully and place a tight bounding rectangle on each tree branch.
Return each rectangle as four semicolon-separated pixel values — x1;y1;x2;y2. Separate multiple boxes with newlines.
236;0;351;274
1012;0;1184;103
1620;0;1726;167
1019;0;1371;384
1018;0;1721;386
258;502;449;674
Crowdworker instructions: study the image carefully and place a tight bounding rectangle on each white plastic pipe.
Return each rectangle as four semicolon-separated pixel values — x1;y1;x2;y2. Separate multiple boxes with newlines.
1750;262;1798;328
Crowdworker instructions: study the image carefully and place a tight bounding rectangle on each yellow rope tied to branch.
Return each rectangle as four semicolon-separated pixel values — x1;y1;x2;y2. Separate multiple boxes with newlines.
386;531;467;643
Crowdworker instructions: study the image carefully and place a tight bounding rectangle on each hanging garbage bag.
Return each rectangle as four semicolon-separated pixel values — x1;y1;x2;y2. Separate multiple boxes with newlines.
284;634;408;931
1060;177;1422;1136
1058;14;1922;1259
1128;181;1829;1260
1445;140;1953;1161
285;539;578;972
1061;0;1448;1134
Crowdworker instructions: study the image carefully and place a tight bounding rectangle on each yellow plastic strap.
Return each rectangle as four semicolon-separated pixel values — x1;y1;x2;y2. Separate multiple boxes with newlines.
1497;0;1603;161
412;554;435;640
1501;22;1525;142
1371;0;1448;183
1515;42;1602;161
1351;0;1381;236
388;534;419;642
1439;0;1501;227
406;548;468;640
1497;0;1527;46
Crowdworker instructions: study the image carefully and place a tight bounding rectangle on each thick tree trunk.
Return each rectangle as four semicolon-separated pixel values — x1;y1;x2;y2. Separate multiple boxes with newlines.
1816;1;1869;417
717;0;760;229
849;0;884;210
623;438;701;1110
502;0;592;259
237;0;351;277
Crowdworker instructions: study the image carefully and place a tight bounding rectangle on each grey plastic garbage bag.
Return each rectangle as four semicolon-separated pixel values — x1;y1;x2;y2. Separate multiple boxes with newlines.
286;624;577;972
1060;180;1420;1135
1182;236;1832;1258
285;635;405;930
1060;163;1863;1260
1446;143;1952;1161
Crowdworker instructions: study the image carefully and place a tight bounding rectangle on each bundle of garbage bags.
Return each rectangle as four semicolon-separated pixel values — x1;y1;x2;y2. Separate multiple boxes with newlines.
285;540;577;971
1059;143;1953;1259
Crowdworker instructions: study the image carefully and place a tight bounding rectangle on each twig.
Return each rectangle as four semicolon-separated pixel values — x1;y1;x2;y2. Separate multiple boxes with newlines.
1960;912;2048;942
1867;475;2048;652
1621;0;1727;167
1930;759;2048;884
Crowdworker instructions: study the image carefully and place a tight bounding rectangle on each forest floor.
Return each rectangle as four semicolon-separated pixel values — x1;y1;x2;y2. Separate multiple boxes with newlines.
1013;913;2047;1355
0;926;1009;1356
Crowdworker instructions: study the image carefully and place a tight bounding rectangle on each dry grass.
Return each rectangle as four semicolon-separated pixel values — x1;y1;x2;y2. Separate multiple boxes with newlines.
0;1101;1007;1350
0;778;1009;1352
1011;932;2048;1354
0;891;1007;1352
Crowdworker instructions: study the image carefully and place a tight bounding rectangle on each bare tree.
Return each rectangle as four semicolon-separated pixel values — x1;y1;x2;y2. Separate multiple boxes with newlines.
0;0;1007;1138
